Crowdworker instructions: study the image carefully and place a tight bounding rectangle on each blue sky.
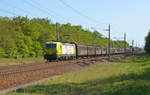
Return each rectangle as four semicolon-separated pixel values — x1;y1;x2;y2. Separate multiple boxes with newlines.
0;0;149;47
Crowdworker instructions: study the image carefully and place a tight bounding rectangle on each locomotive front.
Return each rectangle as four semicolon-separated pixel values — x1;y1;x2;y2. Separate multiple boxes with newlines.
44;42;58;60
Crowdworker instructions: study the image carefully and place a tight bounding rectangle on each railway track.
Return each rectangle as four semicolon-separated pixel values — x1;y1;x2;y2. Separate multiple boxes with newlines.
0;54;125;78
0;55;109;76
0;63;70;78
0;54;126;95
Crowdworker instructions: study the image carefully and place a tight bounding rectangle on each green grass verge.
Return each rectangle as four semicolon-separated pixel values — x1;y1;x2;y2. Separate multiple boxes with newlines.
0;57;45;66
7;54;150;95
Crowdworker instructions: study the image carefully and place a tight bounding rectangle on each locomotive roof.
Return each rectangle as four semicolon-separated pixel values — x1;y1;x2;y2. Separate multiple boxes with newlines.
46;41;75;44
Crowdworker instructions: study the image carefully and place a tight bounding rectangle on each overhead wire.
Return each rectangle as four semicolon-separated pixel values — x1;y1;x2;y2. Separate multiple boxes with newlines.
91;26;127;48
0;0;32;17
92;26;127;44
91;27;109;39
23;0;59;20
30;0;65;19
58;0;108;25
0;8;19;16
23;0;64;21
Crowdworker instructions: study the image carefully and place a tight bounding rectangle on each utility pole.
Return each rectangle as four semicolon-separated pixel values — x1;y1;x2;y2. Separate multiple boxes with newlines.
124;33;126;53
132;40;134;55
91;24;111;61
108;24;111;61
56;22;59;42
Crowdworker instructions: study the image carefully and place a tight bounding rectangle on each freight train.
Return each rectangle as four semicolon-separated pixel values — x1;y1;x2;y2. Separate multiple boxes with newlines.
44;41;132;61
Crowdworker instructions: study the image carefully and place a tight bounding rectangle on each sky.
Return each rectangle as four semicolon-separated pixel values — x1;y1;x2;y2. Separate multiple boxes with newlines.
0;0;149;47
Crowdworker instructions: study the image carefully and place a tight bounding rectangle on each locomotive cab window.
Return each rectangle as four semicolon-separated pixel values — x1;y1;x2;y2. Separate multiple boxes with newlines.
46;44;56;49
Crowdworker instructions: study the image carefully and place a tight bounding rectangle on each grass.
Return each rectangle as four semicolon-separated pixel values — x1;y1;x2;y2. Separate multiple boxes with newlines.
6;53;150;95
0;57;45;66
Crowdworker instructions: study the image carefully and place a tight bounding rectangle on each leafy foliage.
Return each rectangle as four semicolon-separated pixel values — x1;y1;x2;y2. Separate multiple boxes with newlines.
0;16;129;58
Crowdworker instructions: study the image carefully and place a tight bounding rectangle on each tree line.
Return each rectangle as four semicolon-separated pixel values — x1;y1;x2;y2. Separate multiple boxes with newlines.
0;16;129;58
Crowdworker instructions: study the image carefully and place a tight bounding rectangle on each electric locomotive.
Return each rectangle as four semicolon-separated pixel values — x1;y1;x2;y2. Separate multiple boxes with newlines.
44;41;76;60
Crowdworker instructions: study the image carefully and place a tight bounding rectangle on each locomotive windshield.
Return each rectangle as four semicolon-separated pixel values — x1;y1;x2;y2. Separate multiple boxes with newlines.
46;44;56;49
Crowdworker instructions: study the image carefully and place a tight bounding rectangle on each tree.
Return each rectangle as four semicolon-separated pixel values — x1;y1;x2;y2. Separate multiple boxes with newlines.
33;41;43;57
144;31;150;53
